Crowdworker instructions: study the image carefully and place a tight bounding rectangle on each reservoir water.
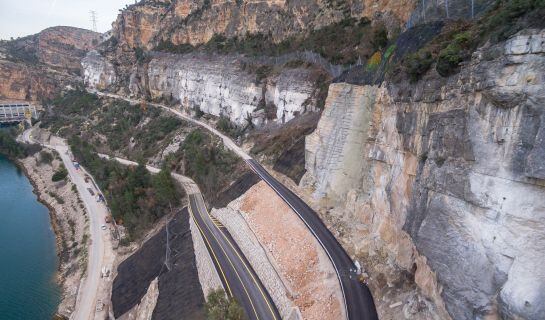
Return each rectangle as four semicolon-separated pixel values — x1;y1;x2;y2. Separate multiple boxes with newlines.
0;155;60;319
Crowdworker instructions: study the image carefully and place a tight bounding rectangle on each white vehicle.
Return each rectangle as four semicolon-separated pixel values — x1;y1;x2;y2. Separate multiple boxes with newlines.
101;224;107;230
101;266;110;278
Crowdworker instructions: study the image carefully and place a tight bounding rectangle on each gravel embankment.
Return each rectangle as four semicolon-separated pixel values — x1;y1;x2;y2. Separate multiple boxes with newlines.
212;203;300;319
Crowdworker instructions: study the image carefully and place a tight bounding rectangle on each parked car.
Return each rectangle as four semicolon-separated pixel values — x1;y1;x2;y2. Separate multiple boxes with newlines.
101;224;107;230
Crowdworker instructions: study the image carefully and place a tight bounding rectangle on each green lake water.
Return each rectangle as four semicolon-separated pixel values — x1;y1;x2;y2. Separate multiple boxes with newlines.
0;155;60;319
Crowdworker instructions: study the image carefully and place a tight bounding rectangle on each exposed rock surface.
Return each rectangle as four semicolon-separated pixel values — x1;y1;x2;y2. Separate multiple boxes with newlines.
84;50;325;126
304;83;376;199
266;68;320;123
148;53;262;126
0;26;100;101
82;50;117;90
302;29;545;320
111;0;416;49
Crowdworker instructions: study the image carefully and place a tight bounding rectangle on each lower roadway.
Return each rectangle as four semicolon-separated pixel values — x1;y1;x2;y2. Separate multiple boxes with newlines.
247;159;379;320
99;154;280;320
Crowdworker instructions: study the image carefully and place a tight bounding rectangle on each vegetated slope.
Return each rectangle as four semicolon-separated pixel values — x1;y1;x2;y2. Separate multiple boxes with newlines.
0;27;100;101
69;136;182;241
41;89;258;222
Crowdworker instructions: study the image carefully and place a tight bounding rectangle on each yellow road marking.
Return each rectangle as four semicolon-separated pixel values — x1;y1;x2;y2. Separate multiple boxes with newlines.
199;195;278;320
194;196;261;320
188;204;233;297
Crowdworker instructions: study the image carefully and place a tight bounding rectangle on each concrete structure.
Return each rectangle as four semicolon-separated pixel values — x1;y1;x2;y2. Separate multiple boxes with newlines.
0;103;37;124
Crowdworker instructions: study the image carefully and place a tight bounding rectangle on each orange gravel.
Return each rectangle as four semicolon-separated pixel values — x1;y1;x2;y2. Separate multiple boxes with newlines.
240;181;343;320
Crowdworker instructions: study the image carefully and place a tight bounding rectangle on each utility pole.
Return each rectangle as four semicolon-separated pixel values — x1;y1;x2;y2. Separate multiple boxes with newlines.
90;10;98;32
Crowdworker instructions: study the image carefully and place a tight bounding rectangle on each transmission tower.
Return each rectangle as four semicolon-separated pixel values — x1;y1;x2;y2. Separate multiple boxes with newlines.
90;10;98;32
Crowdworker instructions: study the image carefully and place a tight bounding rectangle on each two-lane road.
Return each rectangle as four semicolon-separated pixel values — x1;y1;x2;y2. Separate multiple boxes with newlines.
189;194;280;320
247;159;379;320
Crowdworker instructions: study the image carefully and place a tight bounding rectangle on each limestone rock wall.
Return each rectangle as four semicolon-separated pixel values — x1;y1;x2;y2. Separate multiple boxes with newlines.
80;51;322;126
82;50;117;90
304;83;376;200
148;54;262;126
111;0;416;49
303;29;545;320
265;68;318;123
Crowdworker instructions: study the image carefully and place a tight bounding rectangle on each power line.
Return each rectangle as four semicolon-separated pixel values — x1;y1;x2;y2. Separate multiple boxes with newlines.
89;10;97;32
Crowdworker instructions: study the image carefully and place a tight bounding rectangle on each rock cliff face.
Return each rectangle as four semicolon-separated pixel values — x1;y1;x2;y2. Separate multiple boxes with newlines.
302;29;545;320
148;54;262;125
0;26;100;101
111;0;416;49
84;51;325;126
82;50;117;91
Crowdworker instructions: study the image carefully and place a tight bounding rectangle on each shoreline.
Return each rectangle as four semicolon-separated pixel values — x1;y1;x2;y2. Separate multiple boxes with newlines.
16;158;67;275
15;151;90;319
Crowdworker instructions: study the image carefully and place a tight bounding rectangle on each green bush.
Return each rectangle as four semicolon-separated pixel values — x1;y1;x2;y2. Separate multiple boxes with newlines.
483;0;545;42
154;39;195;54
0;130;41;159
436;31;473;76
0;131;25;158
52;166;68;182
216;116;243;138
39;151;54;165
405;51;434;81
168;128;242;203
204;289;246;320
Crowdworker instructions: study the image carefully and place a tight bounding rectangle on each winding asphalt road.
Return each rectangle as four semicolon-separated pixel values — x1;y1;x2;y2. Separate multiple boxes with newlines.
99;154;280;320
247;160;379;320
189;194;280;320
92;90;378;320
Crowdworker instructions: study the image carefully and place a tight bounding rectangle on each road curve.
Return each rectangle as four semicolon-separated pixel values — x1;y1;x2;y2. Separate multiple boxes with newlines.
91;90;378;319
100;154;280;320
247;159;379;320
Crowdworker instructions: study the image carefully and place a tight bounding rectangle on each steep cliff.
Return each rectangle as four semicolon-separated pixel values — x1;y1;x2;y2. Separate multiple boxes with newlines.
302;29;545;320
0;26;100;101
111;0;416;49
83;50;328;126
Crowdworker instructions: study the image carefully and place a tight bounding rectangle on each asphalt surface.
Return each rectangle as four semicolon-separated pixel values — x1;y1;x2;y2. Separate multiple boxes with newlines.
98;153;280;320
188;194;280;320
247;159;379;320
